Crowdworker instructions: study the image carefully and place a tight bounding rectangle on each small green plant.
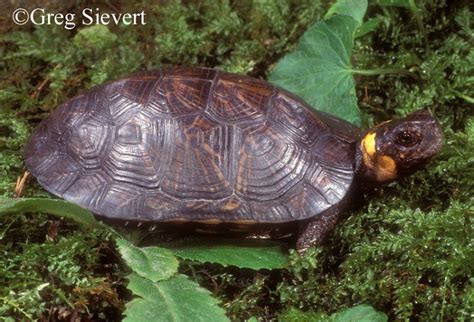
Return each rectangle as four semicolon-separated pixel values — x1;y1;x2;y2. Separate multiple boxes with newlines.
0;205;122;319
0;198;289;320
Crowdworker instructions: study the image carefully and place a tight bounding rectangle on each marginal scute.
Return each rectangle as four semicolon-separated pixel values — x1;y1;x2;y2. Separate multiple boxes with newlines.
46;94;89;139
214;195;253;220
99;183;145;219
142;193;177;220
63;172;110;210
25;123;56;170
36;154;81;195
285;185;330;220
119;76;158;105
197;218;224;225
163;67;216;80
249;202;292;223
180;200;213;215
231;219;258;225
148;75;213;117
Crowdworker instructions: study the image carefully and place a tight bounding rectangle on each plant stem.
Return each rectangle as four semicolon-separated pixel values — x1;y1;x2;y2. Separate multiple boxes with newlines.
450;89;474;104
350;68;415;77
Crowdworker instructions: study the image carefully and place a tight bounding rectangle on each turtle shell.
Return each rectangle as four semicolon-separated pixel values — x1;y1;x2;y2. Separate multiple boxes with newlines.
25;67;360;225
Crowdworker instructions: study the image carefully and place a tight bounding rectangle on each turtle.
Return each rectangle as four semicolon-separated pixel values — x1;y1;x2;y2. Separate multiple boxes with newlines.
24;67;443;252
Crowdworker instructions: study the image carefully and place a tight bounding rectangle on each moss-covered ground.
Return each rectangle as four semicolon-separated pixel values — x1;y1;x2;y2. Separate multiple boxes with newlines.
0;0;472;320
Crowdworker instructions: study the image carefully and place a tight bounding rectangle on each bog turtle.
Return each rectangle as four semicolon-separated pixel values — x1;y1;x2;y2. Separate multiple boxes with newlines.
24;67;443;252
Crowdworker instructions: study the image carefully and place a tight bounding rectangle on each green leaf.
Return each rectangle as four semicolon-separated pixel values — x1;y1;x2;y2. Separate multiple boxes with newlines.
279;305;387;322
0;197;101;228
331;304;388;322
170;238;288;270
325;0;368;25
355;16;384;38
269;15;361;125
116;238;178;282
124;273;229;322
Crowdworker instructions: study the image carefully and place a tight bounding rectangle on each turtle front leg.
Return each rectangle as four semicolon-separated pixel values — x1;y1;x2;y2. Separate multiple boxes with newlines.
296;206;340;254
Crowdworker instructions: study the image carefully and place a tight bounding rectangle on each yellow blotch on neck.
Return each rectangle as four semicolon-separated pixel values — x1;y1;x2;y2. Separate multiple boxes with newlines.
361;132;398;182
362;132;377;158
376;155;397;182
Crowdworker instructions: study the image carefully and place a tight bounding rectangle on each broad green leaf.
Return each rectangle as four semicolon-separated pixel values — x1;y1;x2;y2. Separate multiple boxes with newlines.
355;16;384;38
0;197;101;228
325;0;368;25
116;238;178;282
269;15;361;125
331;304;388;322
170;238;288;270
124;273;229;322
279;305;387;322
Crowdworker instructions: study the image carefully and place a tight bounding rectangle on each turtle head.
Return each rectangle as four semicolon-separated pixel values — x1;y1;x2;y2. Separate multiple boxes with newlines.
357;109;443;184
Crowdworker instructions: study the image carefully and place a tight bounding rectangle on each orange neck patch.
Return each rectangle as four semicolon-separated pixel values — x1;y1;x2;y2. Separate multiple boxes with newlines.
361;132;398;182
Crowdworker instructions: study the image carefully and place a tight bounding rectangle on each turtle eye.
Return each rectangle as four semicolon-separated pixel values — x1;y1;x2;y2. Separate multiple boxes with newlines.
396;130;418;147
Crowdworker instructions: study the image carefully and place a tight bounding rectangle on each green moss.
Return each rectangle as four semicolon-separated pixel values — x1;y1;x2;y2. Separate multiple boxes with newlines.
276;201;472;320
0;213;122;319
0;116;29;196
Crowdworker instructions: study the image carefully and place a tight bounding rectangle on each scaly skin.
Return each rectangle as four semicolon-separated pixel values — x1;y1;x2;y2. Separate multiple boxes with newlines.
296;205;341;254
